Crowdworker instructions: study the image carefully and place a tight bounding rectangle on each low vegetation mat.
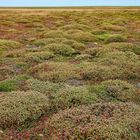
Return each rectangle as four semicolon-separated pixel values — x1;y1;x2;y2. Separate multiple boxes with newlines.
0;7;140;139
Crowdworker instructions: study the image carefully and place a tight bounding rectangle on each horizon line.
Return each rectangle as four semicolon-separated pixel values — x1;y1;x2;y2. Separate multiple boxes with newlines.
0;6;140;7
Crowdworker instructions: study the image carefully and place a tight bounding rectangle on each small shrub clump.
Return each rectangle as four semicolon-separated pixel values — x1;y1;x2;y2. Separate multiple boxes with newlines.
74;54;92;61
32;38;85;52
45;102;140;140
105;34;127;43
106;42;140;55
45;43;77;57
96;51;140;80
90;80;138;103
32;38;67;47
84;47;100;57
0;75;29;92
4;49;26;58
28;62;81;82
27;78;63;95
0;39;21;51
0;91;49;128
44;30;67;38
24;51;54;63
102;24;125;31
52;85;99;110
101;80;138;102
60;23;91;31
0;65;15;81
67;30;97;43
62;39;85;51
81;63;122;81
98;51;139;65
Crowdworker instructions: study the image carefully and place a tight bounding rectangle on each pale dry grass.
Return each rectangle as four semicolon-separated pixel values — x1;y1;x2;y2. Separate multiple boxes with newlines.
0;7;139;15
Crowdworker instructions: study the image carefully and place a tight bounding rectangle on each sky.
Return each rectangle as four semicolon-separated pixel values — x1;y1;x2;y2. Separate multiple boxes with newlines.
0;0;140;7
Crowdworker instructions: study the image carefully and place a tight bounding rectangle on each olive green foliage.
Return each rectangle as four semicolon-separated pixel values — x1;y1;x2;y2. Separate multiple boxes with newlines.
0;91;49;128
0;75;28;92
74;54;92;61
27;78;100;112
27;78;63;95
25;51;54;62
101;80;138;102
105;34;127;43
45;43;76;56
106;42;140;55
28;56;140;82
90;80;138;102
62;39;85;51
46;102;140;140
28;62;81;82
67;30;97;43
32;38;67;47
4;49;26;58
60;23;91;31
81;63;122;81
32;38;85;51
0;39;21;50
102;23;125;31
52;86;100;110
44;30;67;38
